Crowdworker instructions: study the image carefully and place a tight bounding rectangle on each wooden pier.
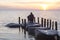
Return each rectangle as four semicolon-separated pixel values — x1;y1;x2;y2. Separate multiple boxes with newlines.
6;16;59;40
19;17;59;40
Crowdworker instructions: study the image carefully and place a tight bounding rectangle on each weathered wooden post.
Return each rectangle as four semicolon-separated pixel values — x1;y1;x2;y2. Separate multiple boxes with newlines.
37;17;39;24
21;19;24;32
19;17;20;24
55;21;57;30
55;21;59;40
24;19;26;35
34;17;36;23
47;19;49;28
24;19;26;29
44;19;46;27
22;19;24;24
50;19;52;29
52;21;54;30
41;18;43;27
18;17;20;32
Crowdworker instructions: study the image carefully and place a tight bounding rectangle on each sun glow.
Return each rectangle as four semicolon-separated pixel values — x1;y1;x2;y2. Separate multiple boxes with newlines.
40;4;48;10
0;0;59;10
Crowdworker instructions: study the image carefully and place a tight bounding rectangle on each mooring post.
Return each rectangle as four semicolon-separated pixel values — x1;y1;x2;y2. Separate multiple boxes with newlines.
55;21;57;30
24;19;26;28
55;21;59;40
44;19;46;27
47;19;49;28
21;19;23;31
41;18;43;27
18;17;20;32
22;19;24;24
19;17;20;24
52;21;54;30
34;17;36;23
37;17;39;24
23;19;26;36
50;20;52;29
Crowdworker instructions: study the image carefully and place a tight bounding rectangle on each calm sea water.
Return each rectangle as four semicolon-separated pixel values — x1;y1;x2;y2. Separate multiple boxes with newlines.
0;10;60;40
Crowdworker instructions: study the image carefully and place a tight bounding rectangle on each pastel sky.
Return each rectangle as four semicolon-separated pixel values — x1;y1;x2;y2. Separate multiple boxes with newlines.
0;0;60;10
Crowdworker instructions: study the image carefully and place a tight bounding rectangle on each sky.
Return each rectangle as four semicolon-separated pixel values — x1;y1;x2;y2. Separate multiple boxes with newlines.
0;0;60;10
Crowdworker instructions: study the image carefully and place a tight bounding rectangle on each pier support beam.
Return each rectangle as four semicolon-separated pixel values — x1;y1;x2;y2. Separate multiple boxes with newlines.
41;18;43;27
22;19;24;24
55;21;57;30
44;19;46;27
18;17;20;32
52;21;54;30
37;17;39;24
50;20;52;29
24;19;26;28
18;17;20;24
47;19;49;28
34;17;36;23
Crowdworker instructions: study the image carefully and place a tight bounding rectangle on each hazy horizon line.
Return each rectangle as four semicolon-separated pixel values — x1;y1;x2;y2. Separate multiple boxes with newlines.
0;8;60;11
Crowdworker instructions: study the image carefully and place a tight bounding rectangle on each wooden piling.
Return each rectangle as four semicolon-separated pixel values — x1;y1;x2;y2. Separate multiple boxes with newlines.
34;17;36;23
18;17;20;24
24;19;26;36
55;21;57;30
50;20;52;29
47;19;49;28
52;21;54;30
44;19;46;27
37;17;39;24
24;19;26;27
22;19;24;24
18;17;20;32
41;18;43;27
55;21;59;40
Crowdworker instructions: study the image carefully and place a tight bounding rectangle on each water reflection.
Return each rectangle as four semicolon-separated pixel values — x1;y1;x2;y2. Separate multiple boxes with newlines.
0;25;57;40
19;27;35;40
0;25;36;40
